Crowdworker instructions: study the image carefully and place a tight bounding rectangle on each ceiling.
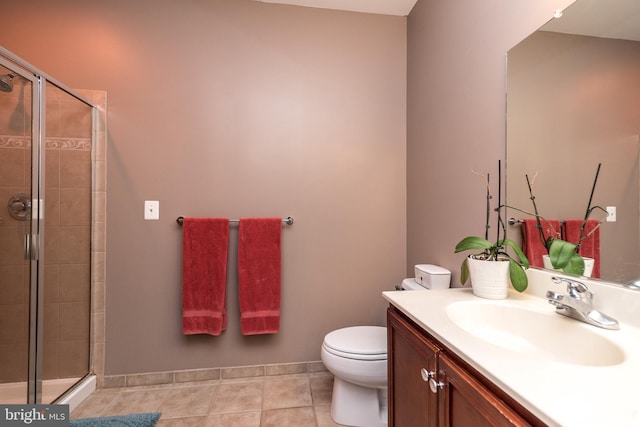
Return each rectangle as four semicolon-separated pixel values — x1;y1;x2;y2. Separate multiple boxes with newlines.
542;0;640;41
253;0;418;16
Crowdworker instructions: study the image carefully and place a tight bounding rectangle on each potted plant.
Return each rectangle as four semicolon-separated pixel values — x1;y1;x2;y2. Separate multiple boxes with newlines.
520;163;607;276
454;163;530;299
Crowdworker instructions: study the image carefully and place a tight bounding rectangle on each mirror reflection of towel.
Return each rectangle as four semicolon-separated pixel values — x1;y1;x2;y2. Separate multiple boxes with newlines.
562;219;600;278
238;218;282;335
521;218;561;268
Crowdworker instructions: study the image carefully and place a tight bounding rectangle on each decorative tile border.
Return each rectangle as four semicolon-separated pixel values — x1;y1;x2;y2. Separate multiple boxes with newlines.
102;361;327;389
0;135;29;148
47;137;92;151
0;135;91;150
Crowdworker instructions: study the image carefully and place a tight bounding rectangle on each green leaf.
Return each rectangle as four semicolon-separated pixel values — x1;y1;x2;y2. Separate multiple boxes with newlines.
501;239;530;268
563;253;586;276
460;257;469;285
455;236;494;253
508;259;528;292
548;239;577;269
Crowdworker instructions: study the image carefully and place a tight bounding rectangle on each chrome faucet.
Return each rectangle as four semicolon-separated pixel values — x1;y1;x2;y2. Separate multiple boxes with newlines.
546;277;619;330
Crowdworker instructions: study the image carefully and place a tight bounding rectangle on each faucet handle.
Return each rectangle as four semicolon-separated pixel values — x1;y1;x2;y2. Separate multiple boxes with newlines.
552;276;588;293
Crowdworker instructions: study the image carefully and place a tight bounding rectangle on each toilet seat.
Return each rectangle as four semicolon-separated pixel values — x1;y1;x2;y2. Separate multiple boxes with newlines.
323;326;387;361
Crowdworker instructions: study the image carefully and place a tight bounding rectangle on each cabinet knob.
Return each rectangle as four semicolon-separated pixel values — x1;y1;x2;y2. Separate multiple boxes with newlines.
420;368;434;382
429;378;445;394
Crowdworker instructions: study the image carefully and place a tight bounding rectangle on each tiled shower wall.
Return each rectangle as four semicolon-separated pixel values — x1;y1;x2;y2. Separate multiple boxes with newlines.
81;89;107;389
0;82;32;383
0;85;106;387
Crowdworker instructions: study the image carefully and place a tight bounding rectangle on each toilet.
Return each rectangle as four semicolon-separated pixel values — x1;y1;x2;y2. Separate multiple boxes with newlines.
321;266;451;427
321;326;388;427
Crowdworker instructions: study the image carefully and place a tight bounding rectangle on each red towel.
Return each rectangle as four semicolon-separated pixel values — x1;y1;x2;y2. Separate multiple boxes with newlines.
238;218;282;335
562;219;600;278
182;217;230;335
521;218;561;268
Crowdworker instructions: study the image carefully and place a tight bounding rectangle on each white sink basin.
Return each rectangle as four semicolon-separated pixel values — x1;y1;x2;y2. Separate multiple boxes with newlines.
446;300;625;367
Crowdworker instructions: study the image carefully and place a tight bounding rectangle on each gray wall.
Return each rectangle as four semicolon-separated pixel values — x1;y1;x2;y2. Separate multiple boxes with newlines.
0;0;577;376
406;0;574;286
0;0;406;375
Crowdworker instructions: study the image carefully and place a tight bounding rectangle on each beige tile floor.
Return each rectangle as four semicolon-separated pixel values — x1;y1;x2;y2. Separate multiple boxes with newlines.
70;371;342;427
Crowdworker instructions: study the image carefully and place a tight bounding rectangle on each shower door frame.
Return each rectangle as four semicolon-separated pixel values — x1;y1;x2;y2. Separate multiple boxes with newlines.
0;46;96;405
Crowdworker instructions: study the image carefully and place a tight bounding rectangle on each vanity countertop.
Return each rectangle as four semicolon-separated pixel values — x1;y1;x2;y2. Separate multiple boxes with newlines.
383;268;640;427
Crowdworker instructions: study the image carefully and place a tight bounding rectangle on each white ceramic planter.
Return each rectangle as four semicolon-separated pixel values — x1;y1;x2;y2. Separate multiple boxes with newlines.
467;256;510;300
542;255;594;278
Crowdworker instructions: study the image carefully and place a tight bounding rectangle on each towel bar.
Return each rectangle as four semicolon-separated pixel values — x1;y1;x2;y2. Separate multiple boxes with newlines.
177;216;294;226
508;218;566;226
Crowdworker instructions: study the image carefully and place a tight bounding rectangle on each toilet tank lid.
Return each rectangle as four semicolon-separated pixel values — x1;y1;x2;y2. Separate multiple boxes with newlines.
324;326;387;355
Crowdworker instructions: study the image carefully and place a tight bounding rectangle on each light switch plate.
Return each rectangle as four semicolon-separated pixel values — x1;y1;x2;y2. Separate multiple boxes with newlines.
144;200;160;220
606;206;616;222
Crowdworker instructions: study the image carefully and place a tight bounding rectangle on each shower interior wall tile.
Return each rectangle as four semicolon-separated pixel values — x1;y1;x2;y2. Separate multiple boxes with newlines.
0;147;27;187
45;148;61;188
44;226;60;265
60;188;91;226
60;99;92;138
42;341;59;379
44;265;60;303
0;94;14;135
60;150;91;189
58;226;91;264
58;339;90;377
45;188;62;225
59;264;90;302
45;96;63;137
43;301;60;379
0;90;31;136
0;265;27;304
59;302;90;341
43;302;60;342
0;140;30;384
0;226;27;264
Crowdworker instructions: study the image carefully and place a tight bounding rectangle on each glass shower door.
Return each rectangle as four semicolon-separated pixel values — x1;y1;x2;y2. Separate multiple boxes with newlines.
0;49;95;406
0;64;35;404
41;83;92;404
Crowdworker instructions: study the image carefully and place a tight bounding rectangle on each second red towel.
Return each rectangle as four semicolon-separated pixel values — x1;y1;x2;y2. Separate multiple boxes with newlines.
238;218;282;335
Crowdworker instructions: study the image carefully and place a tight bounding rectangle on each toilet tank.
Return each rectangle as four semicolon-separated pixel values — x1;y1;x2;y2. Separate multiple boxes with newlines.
414;264;451;289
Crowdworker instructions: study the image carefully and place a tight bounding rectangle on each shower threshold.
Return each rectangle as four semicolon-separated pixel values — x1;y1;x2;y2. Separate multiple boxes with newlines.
0;377;82;405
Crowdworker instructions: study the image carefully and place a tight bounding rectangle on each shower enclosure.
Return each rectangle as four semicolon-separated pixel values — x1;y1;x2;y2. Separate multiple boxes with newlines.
0;47;97;405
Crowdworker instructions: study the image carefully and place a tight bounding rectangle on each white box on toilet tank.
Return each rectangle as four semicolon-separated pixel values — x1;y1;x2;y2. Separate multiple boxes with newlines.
414;264;451;289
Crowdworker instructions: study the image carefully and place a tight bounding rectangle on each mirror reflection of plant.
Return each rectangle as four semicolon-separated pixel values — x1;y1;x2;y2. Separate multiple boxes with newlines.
523;163;607;276
454;163;530;292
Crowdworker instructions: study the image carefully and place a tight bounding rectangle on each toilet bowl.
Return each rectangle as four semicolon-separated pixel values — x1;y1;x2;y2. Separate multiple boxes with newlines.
321;326;388;427
321;270;451;427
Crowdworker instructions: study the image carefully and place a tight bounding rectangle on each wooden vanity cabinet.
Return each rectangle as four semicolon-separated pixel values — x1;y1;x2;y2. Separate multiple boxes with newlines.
388;305;439;427
387;306;544;427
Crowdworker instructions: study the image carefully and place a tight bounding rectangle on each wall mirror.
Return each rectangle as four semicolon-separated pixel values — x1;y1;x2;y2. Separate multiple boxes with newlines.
506;0;640;284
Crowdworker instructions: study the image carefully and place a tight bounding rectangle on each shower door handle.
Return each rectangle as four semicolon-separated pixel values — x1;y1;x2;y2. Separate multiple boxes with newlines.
24;234;38;260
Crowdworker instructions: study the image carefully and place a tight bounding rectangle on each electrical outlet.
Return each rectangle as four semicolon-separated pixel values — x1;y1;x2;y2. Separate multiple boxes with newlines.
144;200;160;220
606;206;616;222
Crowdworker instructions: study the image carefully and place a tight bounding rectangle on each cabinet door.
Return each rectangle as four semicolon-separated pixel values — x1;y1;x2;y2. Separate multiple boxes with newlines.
388;307;439;427
437;353;532;427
